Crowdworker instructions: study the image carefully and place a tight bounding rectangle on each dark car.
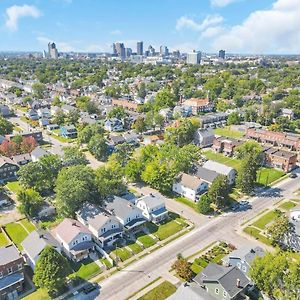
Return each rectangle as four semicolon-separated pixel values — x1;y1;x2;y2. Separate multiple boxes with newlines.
289;173;297;178
83;283;98;294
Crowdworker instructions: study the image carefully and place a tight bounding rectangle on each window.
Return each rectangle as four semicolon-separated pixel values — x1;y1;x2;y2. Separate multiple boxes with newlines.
18;264;23;270
215;288;219;295
242;266;247;272
7;267;13;274
223;290;227;297
0;272;2;278
237;262;241;269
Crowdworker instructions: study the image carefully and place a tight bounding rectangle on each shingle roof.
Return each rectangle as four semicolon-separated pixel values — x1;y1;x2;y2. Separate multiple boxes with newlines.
195;166;219;184
176;173;203;191
31;146;49;159
202;160;235;176
137;193;166;210
0;244;21;265
0;156;18;167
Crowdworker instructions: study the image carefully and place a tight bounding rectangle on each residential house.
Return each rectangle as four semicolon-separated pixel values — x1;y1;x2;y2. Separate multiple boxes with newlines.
50;106;60;116
53;218;94;262
212;137;243;157
173;105;192;118
200;113;228;129
60;125;77;138
61;104;76;115
194;166;220;186
21;230;61;270
194;128;215;148
222;246;265;277
159;108;173;120
184;98;214;115
27;100;40;110
202;160;236;185
284;204;300;252
143;135;162;145
194;263;250;300
246;128;300;151
6;132;43;143
31;147;50;162
39;118;49;127
135;193;168;223
112;99;140;111
26;109;39;121
105;197;146;233
109;135;126;147
172;173;209;201
0;105;11;117
76;203;123;249
104;118;123;132
46;124;59;132
0;156;19;183
123;132;139;145
265;149;297;173
281;108;294;120
11;153;32;166
0;244;24;299
37;108;51;119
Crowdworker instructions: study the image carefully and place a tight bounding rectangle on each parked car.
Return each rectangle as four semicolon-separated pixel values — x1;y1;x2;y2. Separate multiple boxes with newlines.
83;283;98;294
289;173;297;178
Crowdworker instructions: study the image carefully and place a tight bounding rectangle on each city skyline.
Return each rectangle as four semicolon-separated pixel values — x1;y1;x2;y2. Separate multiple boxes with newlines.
0;0;300;54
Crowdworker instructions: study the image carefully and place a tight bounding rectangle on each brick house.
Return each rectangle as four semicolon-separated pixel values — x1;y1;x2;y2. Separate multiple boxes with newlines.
212;137;243;156
184;98;214;115
265;149;297;173
0;244;25;299
246;128;300;151
112;99;140;111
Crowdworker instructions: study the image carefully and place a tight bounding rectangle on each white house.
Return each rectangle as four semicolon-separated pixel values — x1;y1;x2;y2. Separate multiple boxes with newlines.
37;108;51;119
202;160;236;185
104;118;123;132
194;128;215;148
135;193;168;223
105;197;146;232
53;218;94;262
76;203;123;248
172;173;209;201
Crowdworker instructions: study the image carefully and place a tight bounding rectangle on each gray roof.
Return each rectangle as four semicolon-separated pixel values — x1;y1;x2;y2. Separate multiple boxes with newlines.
194;263;250;298
167;282;215;300
137;193;166;210
176;173;204;191
202;160;235;176
21;229;60;260
223;246;265;265
31;146;49;159
0;156;18;167
0;244;21;265
195;166;219;184
12;153;32;164
106;196;143;220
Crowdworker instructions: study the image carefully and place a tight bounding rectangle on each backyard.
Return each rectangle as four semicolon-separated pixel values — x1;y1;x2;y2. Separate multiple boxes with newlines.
213;126;244;139
0;231;9;247
138;281;177;300
4;221;31;250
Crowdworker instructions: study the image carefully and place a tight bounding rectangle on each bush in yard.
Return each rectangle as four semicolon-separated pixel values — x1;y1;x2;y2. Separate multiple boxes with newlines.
172;256;194;281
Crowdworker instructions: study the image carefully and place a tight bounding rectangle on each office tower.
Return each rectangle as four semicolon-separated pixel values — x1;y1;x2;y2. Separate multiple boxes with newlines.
137;41;143;55
219;49;226;59
112;43;117;55
48;42;58;59
115;42;125;59
172;50;180;58
186;50;201;64
125;48;132;58
148;45;155;56
160;45;169;56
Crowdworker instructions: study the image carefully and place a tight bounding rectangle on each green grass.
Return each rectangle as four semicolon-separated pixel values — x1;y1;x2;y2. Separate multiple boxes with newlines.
256;168;285;186
22;289;50;300
136;232;156;248
278;201;297;211
111;246;132;262
204;151;242;170
5;181;22;194
214;126;244;139
252;210;281;230
20;219;36;232
0;231;9;247
128;242;143;254
174;196;198;212
71;258;101;280
190;262;203;274
138;281;177;300
100;258;112;269
154;219;186;240
243;226;272;246
13;126;22;132
4;222;28;250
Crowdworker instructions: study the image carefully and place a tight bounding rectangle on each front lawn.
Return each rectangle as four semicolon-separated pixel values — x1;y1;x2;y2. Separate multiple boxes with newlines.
128;241;143;254
243;226;272;246
0;231;8;247
174;196;198;212
256;168;285;186
5;181;22;194
23;289;50;300
4;222;29;250
100;258;112;269
214;126;244;139
70;258;101;280
138;281;177;300
154;219;186;240
20;219;36;232
252;209;281;230
111;246;132;262
279;201;297;211
136;232;156;248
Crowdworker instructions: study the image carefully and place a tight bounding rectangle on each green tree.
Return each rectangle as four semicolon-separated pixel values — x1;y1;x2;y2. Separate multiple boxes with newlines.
250;252;300;299
66;109;80;124
55;165;100;216
33;246;70;294
172;255;194;281
137;82;147;98
153;88;177;111
108;107;128;120
133;117;147;133
235;141;262;160
207;175;231;208
267;213;290;244
113;143;134;166
227;112;241;125
0;117;13;135
77;123;104;144
53;109;65;125
32;82;46;98
17;188;43;217
125;159;143;182
52;96;61;107
88;134;109;161
63;146;88;166
197;194;212;214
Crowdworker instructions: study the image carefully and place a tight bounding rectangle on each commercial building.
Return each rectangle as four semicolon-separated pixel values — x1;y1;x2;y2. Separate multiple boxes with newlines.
137;41;143;55
115;42;126;59
219;50;226;59
187;50;201;65
48;42;58;59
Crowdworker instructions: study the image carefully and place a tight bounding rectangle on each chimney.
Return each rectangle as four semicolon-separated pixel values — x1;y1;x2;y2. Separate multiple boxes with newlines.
236;278;241;288
39;234;44;239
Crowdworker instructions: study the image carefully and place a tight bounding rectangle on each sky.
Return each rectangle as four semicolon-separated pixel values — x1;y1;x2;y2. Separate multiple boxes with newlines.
0;0;300;54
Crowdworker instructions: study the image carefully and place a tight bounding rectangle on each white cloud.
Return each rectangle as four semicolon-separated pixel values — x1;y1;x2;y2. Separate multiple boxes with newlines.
176;14;224;32
212;0;300;53
211;0;240;7
5;4;42;31
110;29;122;35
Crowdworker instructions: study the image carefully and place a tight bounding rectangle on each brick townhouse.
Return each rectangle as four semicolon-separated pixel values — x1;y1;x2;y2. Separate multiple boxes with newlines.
212;137;243;156
184;98;214;115
0;244;25;300
265;148;297;173
112;99;140;111
246;128;300;151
